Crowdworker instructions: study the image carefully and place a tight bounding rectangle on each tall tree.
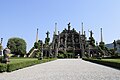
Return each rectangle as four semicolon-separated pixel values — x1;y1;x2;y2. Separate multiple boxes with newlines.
7;37;27;57
117;40;120;48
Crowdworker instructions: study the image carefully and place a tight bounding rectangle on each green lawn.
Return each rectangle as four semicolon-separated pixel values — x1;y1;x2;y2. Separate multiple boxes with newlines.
82;58;120;69
9;58;38;63
101;59;120;63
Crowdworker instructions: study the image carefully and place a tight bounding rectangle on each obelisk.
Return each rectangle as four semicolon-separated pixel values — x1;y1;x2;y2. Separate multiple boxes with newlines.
36;28;38;43
101;28;103;42
82;22;84;35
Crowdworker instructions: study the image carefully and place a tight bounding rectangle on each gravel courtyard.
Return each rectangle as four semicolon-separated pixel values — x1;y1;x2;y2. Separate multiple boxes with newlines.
0;59;120;80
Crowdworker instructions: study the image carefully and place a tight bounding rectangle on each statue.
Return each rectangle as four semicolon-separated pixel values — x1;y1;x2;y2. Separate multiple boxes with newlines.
89;30;94;37
46;31;50;38
3;47;11;63
113;40;117;52
45;31;50;45
68;22;71;30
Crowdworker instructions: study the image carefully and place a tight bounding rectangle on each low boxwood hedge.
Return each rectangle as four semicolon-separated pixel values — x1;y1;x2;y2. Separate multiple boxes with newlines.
7;60;40;72
0;58;57;72
82;58;120;69
0;64;7;72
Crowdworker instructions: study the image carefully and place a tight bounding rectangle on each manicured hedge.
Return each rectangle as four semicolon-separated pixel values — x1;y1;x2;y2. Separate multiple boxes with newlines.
7;60;40;72
0;58;57;72
82;58;120;69
0;64;7;72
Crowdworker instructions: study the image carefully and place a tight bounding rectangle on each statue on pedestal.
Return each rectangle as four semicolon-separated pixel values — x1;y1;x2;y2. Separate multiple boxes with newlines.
68;22;71;31
3;47;11;64
89;30;93;38
45;31;50;45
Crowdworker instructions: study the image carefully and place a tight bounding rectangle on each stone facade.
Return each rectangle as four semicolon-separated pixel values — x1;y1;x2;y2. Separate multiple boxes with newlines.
51;23;86;58
29;23;110;58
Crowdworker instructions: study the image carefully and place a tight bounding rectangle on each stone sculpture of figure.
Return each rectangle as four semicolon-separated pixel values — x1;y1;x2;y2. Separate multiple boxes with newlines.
89;30;93;37
3;47;11;63
45;31;50;45
68;22;71;30
46;31;50;38
113;40;117;52
113;40;116;48
68;22;70;26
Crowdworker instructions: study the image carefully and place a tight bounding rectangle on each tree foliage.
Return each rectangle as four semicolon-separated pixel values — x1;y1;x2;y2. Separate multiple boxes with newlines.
0;44;2;51
89;37;95;46
117;40;120;45
99;42;105;50
34;42;39;49
7;37;27;57
117;40;120;48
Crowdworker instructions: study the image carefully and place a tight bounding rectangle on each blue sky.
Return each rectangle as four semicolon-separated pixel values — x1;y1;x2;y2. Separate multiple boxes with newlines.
0;0;120;52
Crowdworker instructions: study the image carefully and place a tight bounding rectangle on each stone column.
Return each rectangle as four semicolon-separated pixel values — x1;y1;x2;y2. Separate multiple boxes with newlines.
55;44;58;58
54;38;58;58
58;31;60;51
49;45;51;58
81;43;85;58
72;33;75;55
64;33;67;54
0;38;3;56
79;31;81;49
101;28;103;42
81;35;86;58
52;33;55;49
41;42;43;59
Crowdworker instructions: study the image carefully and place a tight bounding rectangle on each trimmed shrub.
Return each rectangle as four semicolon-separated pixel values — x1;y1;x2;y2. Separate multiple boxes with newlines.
7;60;40;72
0;58;57;72
0;56;3;62
0;64;7;72
58;54;64;58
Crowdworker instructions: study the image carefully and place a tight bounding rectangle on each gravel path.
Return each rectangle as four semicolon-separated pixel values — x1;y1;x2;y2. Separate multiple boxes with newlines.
0;59;120;80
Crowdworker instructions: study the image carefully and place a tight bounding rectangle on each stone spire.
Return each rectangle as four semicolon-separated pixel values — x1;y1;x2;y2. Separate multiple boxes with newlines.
54;23;57;35
101;28;103;42
36;28;38;43
81;22;84;35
